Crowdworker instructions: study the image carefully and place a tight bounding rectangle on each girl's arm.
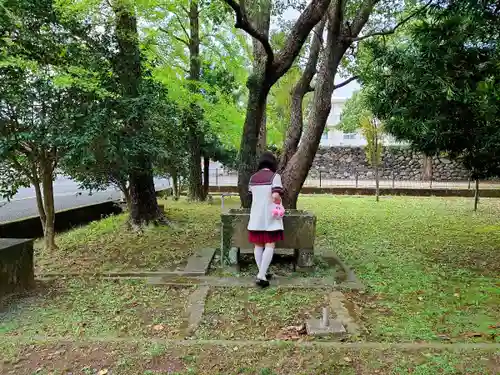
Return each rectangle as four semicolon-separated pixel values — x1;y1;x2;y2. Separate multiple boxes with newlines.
272;174;284;203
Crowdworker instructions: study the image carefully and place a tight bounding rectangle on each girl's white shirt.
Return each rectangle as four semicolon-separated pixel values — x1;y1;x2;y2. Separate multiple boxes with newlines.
247;169;284;232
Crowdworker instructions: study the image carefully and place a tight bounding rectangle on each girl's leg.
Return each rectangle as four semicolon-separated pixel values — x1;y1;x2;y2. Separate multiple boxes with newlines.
254;243;264;272
257;242;275;281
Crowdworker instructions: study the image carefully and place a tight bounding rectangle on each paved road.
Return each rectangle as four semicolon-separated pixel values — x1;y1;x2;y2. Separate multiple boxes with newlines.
0;177;171;224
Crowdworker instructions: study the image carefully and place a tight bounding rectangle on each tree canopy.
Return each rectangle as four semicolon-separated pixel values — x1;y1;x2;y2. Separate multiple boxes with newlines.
360;0;500;179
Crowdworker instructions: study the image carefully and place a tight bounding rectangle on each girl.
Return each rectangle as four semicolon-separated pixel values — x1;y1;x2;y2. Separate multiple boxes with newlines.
247;151;284;287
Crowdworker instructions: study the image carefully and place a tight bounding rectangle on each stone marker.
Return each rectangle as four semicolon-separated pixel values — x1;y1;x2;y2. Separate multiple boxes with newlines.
221;208;317;268
306;306;346;337
0;238;35;297
183;248;216;276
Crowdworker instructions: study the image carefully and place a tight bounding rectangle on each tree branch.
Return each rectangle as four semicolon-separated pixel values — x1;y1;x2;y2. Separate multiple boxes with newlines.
273;0;332;78
223;0;274;66
334;75;358;90
174;13;191;42
159;27;189;46
348;0;433;42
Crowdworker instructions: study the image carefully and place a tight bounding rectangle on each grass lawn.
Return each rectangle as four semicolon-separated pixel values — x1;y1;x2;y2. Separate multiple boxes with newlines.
196;287;328;340
2;195;499;373
0;279;191;339
301;196;500;343
34;197;238;274
0;340;498;374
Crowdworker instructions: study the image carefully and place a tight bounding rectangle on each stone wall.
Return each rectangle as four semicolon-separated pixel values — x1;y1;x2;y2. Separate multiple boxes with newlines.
309;146;470;181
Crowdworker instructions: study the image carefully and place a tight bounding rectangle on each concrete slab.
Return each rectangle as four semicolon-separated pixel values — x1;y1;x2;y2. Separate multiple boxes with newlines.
184;285;210;336
306;319;346;337
148;275;336;288
329;291;360;335
183;248;216;275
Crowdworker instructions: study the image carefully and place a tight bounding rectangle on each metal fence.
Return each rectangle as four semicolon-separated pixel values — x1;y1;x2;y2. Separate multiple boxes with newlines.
203;169;500;190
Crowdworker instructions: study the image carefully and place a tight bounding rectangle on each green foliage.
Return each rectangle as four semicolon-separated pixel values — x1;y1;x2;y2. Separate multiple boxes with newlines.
360;0;500;178
336;90;371;133
144;0;247;150
360;115;383;167
0;0;105;198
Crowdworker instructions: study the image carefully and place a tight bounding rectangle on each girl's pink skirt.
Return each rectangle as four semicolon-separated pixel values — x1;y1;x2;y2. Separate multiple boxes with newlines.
248;230;284;244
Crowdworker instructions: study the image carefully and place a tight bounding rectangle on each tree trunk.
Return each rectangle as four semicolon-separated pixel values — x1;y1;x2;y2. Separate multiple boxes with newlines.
422;154;433;181
186;0;205;201
375;164;380;202
113;2;163;225
32;171;47;233
129;161;164;226
257;109;267;158
41;161;57;251
231;0;333;206
187;115;204;201
282;3;347;208
281;1;374;207
118;181;132;212
279;18;326;172
253;2;271;159
203;155;210;199
238;80;270;208
172;170;180;201
474;179;479;211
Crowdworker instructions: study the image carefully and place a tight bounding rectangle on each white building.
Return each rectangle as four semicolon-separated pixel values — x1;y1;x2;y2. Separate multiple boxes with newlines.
320;97;400;147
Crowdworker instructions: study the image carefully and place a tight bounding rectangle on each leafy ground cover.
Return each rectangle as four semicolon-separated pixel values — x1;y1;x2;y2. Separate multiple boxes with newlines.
35;197;240;274
196;287;328;340
3;195;499;373
0;340;498;374
301;196;500;343
0;279;191;339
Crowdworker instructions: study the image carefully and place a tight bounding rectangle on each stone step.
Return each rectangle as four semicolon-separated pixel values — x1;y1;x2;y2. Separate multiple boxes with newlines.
147;275;337;288
183;248;216;275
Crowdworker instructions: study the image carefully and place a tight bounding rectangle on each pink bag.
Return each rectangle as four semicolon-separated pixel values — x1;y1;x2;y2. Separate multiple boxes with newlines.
272;204;285;219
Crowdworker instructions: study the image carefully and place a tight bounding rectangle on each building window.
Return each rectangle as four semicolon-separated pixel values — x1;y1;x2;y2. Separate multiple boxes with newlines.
343;133;356;140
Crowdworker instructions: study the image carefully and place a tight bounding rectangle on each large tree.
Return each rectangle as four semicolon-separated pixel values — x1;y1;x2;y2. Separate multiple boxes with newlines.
225;0;431;207
150;0;246;200
360;0;500;186
0;0;103;249
278;0;433;208
56;0;167;226
224;0;333;207
112;2;165;225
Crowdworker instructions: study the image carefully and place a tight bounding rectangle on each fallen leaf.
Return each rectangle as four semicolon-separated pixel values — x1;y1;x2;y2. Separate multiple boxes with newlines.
276;324;307;340
417;296;423;301
453;293;460;298
437;334;450;340
488;324;499;329
343;357;352;362
98;370;109;375
152;324;165;331
463;332;484;338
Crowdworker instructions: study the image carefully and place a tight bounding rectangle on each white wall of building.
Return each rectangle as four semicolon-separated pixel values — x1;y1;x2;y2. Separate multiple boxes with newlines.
320;97;401;147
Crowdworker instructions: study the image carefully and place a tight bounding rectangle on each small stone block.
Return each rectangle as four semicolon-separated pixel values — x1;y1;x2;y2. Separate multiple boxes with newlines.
306;318;346;337
183;248;216;275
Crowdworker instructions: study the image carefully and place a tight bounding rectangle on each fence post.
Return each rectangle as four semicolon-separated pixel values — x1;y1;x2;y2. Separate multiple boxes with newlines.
355;171;359;188
430;177;433;189
392;171;395;189
468;176;471;190
319;171;322;188
215;168;219;187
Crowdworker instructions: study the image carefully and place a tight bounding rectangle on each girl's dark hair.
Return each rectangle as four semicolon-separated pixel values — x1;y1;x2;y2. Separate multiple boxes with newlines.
257;151;278;173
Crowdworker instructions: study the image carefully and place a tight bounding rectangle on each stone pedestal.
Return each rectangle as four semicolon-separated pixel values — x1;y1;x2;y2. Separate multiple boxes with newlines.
0;238;35;297
306;307;346;337
220;209;317;267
